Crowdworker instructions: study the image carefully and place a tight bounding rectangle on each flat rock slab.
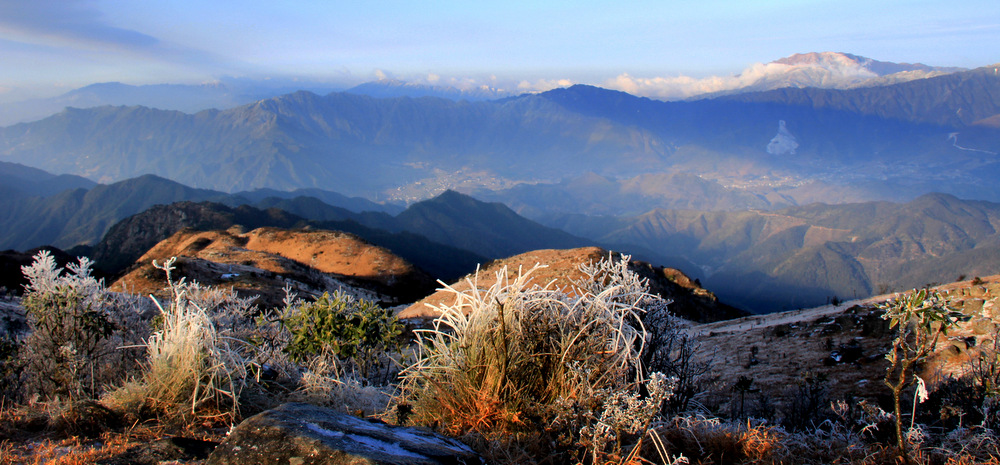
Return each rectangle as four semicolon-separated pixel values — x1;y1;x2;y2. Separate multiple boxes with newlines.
206;402;483;465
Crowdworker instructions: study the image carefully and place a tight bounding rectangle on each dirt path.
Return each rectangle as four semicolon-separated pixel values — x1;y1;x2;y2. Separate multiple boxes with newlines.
690;273;1000;336
687;293;898;336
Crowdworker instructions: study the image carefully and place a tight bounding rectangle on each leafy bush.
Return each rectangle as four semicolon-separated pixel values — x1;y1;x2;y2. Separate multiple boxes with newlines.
281;291;404;384
879;288;967;458
400;254;677;463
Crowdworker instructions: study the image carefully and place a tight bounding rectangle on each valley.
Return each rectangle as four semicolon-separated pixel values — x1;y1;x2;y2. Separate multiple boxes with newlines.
7;160;1000;313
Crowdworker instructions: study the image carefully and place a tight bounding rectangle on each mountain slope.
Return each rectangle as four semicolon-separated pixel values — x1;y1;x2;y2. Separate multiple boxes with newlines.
0;79;343;127
91;201;485;284
552;193;1000;312
0;161;96;198
393;190;592;258
722;64;1000;127
0;174;229;251
113;226;436;305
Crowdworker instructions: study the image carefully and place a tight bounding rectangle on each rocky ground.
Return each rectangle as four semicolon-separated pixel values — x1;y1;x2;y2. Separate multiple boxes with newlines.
692;274;1000;422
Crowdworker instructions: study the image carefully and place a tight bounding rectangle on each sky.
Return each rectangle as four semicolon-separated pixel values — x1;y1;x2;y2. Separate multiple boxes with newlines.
0;0;997;102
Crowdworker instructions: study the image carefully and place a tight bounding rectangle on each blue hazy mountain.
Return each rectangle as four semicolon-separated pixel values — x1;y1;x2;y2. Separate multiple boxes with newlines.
1;64;997;211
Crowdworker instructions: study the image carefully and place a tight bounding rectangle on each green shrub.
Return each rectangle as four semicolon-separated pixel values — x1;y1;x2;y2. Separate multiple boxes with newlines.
879;288;967;460
281;291;403;384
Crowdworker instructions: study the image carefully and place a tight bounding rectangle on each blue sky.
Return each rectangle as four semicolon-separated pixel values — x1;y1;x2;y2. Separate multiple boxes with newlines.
0;0;997;100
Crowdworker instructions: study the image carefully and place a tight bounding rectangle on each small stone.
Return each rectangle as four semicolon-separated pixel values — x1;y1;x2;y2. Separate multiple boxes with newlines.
947;340;965;355
964;299;985;316
986;299;1000;319
971;317;996;336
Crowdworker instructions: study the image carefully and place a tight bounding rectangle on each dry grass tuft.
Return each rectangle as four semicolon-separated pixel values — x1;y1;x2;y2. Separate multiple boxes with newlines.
103;258;258;425
400;254;679;463
401;260;647;434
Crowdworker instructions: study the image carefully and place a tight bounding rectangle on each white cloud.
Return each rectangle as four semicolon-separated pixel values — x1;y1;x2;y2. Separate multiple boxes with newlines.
603;56;883;100
517;78;574;92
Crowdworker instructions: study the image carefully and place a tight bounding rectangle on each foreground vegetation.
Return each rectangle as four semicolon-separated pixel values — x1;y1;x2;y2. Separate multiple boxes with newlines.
1;251;1000;464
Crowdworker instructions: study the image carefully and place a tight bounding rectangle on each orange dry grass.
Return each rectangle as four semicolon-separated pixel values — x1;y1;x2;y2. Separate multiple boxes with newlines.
736;422;781;462
416;377;526;436
700;424;779;464
944;457;1000;465
0;431;131;465
650;418;785;465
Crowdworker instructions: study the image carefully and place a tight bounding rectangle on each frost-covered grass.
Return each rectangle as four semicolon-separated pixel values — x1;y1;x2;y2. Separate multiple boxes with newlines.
9;251;1000;464
399;254;680;462
103;257;260;423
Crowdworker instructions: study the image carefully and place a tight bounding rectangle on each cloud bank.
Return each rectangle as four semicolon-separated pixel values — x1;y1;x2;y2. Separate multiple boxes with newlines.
604;59;881;100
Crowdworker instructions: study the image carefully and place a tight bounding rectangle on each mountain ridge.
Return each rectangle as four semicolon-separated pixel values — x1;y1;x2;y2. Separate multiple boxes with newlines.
4;68;998;207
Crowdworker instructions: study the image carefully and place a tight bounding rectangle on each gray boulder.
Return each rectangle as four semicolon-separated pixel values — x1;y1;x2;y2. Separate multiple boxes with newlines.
206;402;483;465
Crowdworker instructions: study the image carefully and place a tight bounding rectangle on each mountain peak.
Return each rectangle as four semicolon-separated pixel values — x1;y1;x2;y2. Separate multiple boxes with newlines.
774;52;869;68
772;52;956;76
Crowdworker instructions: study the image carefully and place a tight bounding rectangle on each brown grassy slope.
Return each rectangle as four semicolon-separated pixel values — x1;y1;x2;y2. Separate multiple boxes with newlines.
398;246;744;323
689;274;1000;419
113;226;436;307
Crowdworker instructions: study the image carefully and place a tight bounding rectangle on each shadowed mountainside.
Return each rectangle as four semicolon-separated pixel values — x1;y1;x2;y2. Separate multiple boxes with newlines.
549;193;1000;312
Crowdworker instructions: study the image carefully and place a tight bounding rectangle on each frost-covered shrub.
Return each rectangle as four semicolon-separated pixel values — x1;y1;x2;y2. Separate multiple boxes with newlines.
400;254;678;462
285;351;393;417
17;251;149;401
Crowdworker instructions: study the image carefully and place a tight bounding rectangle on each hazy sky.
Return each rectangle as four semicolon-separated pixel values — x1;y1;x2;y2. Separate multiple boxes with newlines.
0;0;997;100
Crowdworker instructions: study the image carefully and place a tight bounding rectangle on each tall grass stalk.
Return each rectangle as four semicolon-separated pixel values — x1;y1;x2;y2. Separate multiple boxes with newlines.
109;258;257;422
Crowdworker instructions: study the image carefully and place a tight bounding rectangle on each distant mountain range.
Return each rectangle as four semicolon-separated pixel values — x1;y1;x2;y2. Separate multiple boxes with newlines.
1;63;997;211
0;53;963;127
0;78;347;127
